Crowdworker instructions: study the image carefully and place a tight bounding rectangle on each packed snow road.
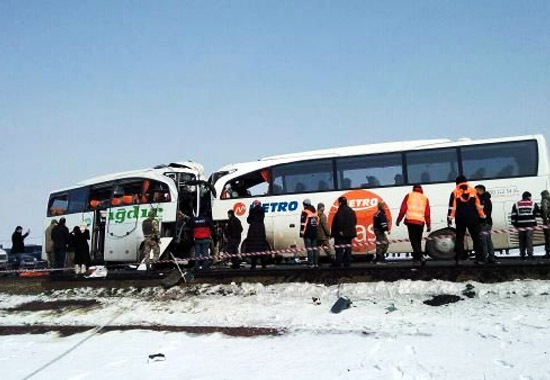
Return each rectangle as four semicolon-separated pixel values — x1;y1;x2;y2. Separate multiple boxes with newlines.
1;280;550;380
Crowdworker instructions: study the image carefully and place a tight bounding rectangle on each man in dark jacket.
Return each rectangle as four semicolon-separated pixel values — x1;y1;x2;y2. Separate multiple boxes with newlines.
300;199;319;267
511;191;541;259
373;201;389;264
448;176;486;264
225;210;243;269
476;185;496;263
51;218;71;269
330;197;357;267
11;226;30;267
541;190;550;258
11;226;30;254
246;200;269;269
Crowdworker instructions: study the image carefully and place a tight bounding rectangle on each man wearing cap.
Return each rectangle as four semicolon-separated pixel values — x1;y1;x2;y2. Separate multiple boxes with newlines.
300;199;319;267
511;191;542;259
396;184;431;265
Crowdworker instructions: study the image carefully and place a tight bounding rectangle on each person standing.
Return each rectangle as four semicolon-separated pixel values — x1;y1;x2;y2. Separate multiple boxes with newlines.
73;223;91;275
142;209;161;266
300;199;319;267
44;220;57;268
225;210;243;269
448;176;486;264
190;213;215;270
51;218;70;269
373;201;390;264
11;226;30;254
11;226;30;268
396;185;431;265
475;185;496;263
330;197;357;268
246;200;269;269
316;203;332;264
541;190;550;259
511;191;541;260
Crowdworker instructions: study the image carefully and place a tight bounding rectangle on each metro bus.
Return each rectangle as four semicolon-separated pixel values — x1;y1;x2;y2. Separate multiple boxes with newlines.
209;135;550;260
44;162;212;264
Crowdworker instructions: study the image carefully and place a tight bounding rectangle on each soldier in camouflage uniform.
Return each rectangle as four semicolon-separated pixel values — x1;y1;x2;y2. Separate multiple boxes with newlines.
142;209;160;264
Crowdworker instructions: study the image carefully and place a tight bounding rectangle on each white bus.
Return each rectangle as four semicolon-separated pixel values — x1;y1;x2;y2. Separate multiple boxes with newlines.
210;135;550;260
44;162;212;264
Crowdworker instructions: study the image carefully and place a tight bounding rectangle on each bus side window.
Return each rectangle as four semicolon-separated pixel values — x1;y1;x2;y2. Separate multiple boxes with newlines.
272;160;334;194
68;187;89;214
461;141;537;180
224;169;270;198
406;149;458;185
149;180;172;203
48;194;68;216
336;154;402;189
88;185;114;210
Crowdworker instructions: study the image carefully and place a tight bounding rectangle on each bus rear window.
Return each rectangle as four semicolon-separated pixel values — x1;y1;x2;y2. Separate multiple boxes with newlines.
461;140;538;180
48;194;68;216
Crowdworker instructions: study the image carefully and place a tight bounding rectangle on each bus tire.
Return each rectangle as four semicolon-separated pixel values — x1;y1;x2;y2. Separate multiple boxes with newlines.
426;228;456;261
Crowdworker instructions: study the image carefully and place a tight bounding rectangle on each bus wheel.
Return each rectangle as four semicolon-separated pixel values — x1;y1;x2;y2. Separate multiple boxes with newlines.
426;228;456;260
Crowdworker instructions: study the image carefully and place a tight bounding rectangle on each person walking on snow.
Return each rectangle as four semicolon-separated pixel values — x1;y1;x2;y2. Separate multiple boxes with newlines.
396;185;431;265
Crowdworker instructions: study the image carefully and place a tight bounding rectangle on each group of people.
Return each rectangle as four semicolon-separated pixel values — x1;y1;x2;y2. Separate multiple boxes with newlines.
294;174;550;267
140;174;550;271
8;219;91;273
44;218;91;274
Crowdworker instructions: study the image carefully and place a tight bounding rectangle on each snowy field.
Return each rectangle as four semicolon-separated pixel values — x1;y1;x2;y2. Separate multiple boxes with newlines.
1;280;550;380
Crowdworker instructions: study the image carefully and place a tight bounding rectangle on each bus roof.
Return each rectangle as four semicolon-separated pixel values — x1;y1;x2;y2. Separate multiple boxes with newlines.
213;134;547;181
49;162;205;194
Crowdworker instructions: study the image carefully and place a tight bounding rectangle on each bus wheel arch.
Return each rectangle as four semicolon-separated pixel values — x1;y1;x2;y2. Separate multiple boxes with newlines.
426;227;456;260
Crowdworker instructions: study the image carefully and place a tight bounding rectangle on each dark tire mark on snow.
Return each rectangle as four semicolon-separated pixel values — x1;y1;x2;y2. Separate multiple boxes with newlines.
5;299;100;312
0;325;285;337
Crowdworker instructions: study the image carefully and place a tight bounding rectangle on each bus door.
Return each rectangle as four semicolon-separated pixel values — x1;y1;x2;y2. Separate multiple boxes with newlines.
91;209;107;263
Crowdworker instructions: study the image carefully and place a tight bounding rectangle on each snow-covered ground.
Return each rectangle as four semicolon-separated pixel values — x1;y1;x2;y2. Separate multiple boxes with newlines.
1;280;550;380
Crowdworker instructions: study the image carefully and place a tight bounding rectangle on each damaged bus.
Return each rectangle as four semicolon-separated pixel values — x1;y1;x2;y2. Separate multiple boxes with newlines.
44;162;213;264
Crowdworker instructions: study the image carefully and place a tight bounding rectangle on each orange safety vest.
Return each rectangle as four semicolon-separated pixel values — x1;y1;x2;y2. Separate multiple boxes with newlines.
301;209;317;236
449;183;485;218
406;191;428;224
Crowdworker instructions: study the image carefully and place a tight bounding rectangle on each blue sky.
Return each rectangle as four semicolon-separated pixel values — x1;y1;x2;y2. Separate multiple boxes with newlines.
0;0;549;246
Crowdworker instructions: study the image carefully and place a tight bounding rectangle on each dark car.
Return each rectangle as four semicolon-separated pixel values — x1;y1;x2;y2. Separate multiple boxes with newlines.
6;244;47;269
